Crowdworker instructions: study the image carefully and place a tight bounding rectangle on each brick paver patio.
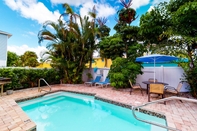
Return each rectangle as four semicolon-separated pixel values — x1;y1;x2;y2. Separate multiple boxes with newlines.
0;84;197;131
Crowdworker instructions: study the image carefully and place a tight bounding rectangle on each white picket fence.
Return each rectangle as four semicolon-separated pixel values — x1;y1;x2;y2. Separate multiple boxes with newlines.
83;67;190;92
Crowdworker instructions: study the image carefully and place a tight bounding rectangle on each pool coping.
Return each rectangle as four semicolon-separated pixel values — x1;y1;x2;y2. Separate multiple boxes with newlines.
16;90;166;121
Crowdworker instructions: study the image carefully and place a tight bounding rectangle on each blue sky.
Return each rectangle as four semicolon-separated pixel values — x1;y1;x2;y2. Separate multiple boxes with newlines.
0;0;167;60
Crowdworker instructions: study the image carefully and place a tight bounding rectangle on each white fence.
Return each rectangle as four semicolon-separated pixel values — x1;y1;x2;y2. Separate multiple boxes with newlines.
83;67;190;92
136;67;190;92
82;68;110;83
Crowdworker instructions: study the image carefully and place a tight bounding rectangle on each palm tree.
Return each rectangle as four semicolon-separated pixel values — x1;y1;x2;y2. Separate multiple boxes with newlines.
87;5;98;70
38;19;73;82
96;17;111;67
38;3;98;84
118;0;138;26
60;3;79;23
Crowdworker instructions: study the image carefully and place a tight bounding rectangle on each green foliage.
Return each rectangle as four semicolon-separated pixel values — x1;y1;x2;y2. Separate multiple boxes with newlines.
98;35;124;60
7;51;20;67
99;1;145;89
86;73;93;81
138;0;197;96
97;25;111;38
0;68;62;91
167;0;197;13
171;2;197;37
118;7;137;25
108;57;143;89
0;68;20;90
20;51;39;67
127;41;147;60
139;2;170;44
184;62;197;98
38;4;98;84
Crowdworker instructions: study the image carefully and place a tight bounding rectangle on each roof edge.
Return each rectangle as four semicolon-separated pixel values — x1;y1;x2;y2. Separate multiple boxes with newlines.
0;30;12;38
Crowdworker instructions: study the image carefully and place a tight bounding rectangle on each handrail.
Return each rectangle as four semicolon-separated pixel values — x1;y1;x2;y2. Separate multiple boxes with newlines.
132;96;197;131
38;78;51;92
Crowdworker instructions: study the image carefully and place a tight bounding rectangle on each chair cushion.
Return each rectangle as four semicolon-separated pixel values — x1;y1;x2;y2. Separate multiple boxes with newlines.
150;84;164;94
165;89;178;94
132;85;141;89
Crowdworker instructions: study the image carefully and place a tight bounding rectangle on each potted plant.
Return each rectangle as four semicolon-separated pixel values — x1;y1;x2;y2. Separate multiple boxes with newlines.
86;73;93;81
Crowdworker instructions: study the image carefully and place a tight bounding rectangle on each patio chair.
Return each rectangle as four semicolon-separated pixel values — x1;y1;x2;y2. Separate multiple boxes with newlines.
84;75;102;87
95;77;110;88
148;84;165;104
129;80;143;96
148;78;158;82
165;82;183;96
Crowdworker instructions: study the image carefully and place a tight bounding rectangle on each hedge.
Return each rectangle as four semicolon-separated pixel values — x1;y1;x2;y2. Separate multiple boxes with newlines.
0;68;62;91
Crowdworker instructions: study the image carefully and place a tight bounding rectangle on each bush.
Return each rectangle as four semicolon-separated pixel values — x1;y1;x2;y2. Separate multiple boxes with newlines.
0;68;62;91
108;57;143;89
184;66;197;98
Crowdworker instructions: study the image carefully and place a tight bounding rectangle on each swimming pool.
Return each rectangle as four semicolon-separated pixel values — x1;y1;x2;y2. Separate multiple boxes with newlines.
18;92;167;131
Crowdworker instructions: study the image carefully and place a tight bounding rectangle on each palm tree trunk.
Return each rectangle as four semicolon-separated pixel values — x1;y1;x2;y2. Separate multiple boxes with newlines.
104;58;108;67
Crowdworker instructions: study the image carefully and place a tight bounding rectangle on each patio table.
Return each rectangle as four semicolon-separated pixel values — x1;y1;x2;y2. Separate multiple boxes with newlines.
0;77;11;96
142;81;168;94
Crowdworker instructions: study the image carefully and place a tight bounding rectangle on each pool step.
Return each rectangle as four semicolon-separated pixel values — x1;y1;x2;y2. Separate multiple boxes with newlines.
42;97;65;104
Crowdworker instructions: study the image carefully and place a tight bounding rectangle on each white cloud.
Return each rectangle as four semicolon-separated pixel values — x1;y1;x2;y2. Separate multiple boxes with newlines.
27;31;37;36
51;0;91;6
152;0;170;5
4;0;116;26
8;45;48;61
22;31;37;38
80;1;116;19
148;0;169;12
96;3;116;17
148;6;154;12
131;0;150;9
4;0;61;24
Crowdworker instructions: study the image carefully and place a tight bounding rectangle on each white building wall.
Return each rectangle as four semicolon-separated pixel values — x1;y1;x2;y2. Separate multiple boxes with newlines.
0;34;8;67
0;60;6;67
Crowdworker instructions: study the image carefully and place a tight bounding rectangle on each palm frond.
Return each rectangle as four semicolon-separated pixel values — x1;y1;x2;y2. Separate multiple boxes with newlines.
120;0;132;8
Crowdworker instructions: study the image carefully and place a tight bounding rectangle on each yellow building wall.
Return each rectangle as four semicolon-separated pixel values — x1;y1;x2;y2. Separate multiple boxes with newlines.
37;63;51;68
38;57;112;69
86;57;112;68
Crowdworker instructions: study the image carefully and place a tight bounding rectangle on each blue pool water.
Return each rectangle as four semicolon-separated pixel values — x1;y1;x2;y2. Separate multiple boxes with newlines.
18;92;167;131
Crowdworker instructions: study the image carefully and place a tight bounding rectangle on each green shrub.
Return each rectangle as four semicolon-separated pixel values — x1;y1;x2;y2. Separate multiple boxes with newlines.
0;68;62;91
108;57;143;89
184;66;197;98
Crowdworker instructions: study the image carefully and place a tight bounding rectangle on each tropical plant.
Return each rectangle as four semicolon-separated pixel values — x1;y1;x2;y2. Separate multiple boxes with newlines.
183;62;197;97
99;0;145;89
139;2;170;45
118;0;137;26
108;57;143;88
7;51;20;67
38;3;98;84
96;17;111;67
0;68;61;90
98;35;124;60
139;0;197;97
20;51;39;67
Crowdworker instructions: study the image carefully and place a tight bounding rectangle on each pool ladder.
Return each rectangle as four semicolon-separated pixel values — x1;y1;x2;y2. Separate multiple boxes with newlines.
38;78;51;92
132;96;197;131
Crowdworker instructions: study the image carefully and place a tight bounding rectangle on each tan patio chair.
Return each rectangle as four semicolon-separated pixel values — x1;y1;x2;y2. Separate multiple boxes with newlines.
165;82;183;96
129;80;143;96
148;84;165;104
